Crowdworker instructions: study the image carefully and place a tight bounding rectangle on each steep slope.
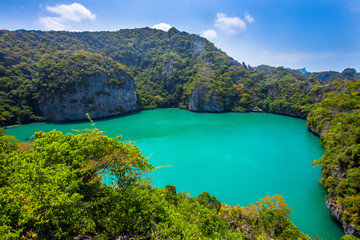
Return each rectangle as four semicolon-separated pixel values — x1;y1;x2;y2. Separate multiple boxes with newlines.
36;51;136;121
0;28;243;124
307;80;360;237
0;28;321;125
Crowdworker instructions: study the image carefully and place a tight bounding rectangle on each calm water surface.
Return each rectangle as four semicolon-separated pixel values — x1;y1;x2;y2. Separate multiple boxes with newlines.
6;109;343;239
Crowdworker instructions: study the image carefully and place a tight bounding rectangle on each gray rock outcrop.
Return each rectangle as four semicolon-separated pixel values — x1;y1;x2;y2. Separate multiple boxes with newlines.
327;198;360;237
307;125;320;136
188;87;227;112
271;108;306;119
39;72;137;121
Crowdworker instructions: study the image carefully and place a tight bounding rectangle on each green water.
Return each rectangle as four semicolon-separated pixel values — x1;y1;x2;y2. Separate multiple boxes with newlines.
5;109;344;239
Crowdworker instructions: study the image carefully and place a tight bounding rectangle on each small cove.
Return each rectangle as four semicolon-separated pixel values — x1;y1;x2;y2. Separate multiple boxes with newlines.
5;108;344;239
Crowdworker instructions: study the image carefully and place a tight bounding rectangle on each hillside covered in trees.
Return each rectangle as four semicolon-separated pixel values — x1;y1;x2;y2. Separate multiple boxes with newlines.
308;80;360;237
1;28;360;238
1;28;358;125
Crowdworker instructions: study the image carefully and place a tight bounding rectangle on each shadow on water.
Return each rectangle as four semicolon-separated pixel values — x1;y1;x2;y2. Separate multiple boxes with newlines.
49;110;142;126
1;111;142;130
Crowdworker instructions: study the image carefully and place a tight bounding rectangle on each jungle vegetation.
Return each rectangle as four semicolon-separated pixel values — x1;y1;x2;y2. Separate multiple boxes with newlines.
0;129;311;239
0;28;360;238
2;28;356;125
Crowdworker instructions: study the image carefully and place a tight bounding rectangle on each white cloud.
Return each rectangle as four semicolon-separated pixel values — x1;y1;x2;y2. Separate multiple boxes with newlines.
245;12;255;23
46;3;96;22
152;23;172;31
39;3;96;31
215;13;246;34
202;29;217;40
39;16;68;31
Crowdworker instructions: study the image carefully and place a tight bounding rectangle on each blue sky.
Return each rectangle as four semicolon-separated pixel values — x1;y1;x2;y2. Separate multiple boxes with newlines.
0;0;359;72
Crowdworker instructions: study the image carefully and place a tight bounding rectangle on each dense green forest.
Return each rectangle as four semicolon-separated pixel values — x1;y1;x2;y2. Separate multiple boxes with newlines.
308;80;360;237
0;28;239;122
1;28;360;238
1;28;356;125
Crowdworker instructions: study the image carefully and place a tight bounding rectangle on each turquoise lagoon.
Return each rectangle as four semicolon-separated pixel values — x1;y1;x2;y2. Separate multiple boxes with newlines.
6;109;344;239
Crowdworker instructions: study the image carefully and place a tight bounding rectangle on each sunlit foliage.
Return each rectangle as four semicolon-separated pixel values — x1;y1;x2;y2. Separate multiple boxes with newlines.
0;130;311;239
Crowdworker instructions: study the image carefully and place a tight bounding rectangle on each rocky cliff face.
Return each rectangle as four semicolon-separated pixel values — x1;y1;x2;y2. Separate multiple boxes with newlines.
272;108;306;119
307;125;320;136
188;87;227;112
307;118;359;237
327;198;360;237
39;72;137;121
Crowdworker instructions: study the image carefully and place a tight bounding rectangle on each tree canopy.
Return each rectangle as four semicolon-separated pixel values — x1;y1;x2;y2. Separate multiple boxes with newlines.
1;28;349;125
1;28;360;238
0;129;312;239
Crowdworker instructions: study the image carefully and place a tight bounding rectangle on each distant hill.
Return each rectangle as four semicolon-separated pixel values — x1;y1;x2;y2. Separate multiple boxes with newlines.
297;67;308;74
284;67;308;74
304;68;359;83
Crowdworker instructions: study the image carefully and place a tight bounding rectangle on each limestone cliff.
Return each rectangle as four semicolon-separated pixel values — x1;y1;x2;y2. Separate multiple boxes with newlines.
188;87;228;112
39;72;137;121
327;196;359;237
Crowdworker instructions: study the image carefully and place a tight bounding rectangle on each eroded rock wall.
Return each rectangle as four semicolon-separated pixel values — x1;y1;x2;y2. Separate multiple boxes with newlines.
188;87;227;112
39;72;137;121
